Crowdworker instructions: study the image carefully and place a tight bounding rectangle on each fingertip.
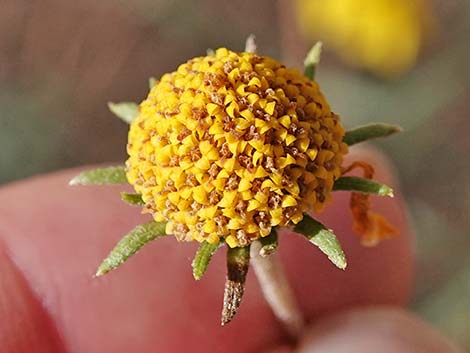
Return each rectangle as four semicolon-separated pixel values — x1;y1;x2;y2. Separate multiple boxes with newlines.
296;307;462;353
264;347;294;353
0;167;286;353
0;245;65;353
279;146;414;319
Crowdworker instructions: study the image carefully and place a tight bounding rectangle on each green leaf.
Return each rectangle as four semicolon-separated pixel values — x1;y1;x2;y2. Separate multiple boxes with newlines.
221;246;250;325
108;101;139;124
192;241;220;280
69;166;127;186
96;221;167;276
304;42;322;80
343;123;402;146
149;77;158;89
294;214;347;270
120;192;145;206
333;176;394;197
258;230;278;257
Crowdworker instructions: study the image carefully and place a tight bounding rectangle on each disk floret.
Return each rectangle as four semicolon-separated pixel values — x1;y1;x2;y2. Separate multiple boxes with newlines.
126;48;348;247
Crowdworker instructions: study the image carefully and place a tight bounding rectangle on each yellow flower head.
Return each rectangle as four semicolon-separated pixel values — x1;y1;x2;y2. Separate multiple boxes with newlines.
126;48;348;247
296;0;433;78
70;39;401;328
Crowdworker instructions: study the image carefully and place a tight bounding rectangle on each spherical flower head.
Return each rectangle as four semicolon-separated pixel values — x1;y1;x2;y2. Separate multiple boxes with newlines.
126;48;348;247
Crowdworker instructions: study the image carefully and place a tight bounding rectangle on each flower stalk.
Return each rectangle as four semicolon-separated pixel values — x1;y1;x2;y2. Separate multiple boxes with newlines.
250;240;304;338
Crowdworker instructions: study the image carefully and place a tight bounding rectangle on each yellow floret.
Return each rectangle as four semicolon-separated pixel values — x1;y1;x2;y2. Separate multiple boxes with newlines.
126;48;348;247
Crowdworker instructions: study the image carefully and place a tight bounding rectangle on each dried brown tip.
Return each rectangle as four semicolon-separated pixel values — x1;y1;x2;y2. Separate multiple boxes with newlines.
221;280;246;325
221;246;250;325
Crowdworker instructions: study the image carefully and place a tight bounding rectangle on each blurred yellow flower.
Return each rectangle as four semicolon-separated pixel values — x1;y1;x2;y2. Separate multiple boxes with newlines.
296;0;433;78
126;48;348;247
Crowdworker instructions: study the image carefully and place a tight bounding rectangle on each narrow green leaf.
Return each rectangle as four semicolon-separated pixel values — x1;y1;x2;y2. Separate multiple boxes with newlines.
96;221;167;276
149;77;158;89
259;230;278;257
304;42;323;80
108;101;139;124
333;176;394;197
294;215;347;270
120;192;145;206
69;166;127;186
192;242;220;280
343;123;402;146
221;246;250;325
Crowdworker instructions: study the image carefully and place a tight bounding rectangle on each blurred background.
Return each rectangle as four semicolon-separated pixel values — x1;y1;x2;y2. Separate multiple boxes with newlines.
1;0;469;348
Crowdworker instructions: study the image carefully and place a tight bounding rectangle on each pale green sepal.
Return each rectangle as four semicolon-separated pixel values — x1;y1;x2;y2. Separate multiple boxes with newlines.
304;42;322;80
96;221;167;276
343;123;402;146
149;77;158;89
69;166;127;186
120;192;145;206
294;214;347;270
192;241;220;280
108;101;139;124
259;230;278;257
333;176;394;197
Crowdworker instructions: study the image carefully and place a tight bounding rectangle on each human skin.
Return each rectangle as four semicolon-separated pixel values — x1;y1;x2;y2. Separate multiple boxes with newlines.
0;148;461;353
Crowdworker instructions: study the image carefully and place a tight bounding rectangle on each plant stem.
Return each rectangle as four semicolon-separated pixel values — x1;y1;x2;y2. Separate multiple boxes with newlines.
250;240;304;338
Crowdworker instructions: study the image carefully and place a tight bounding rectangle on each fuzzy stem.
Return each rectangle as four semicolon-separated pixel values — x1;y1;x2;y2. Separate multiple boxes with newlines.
250;240;304;338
